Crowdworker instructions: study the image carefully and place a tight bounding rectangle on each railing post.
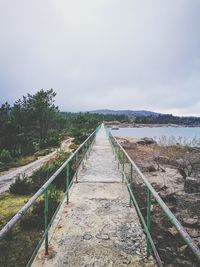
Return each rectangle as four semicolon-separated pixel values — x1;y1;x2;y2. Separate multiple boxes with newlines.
85;142;88;160
147;189;152;257
112;139;114;155
82;145;85;168
122;152;124;182
75;152;78;182
44;187;49;255
88;140;91;156
129;163;133;207
117;147;120;169
66;163;70;204
114;141;117;160
110;135;114;155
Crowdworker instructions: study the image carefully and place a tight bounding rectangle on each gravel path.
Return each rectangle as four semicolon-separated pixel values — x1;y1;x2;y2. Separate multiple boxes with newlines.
0;139;73;194
32;126;155;267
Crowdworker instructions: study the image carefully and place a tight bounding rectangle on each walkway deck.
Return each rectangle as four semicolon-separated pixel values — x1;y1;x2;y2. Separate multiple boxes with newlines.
33;126;155;267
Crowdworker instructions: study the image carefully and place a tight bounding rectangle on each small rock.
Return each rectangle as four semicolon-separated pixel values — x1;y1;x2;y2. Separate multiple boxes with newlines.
175;159;185;167
168;226;178;236
184;177;200;193
96;233;110;240
137;138;156;145
178;245;188;253
154;156;170;164
159;192;176;203
83;234;92;240
141;164;157;172
122;258;131;265
186;228;200;237
134;242;139;247
182;218;199;227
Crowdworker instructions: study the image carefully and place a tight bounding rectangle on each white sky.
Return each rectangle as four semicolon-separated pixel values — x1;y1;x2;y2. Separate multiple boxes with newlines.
0;0;200;116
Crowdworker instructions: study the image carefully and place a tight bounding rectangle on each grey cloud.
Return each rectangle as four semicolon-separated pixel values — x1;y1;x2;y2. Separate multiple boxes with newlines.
0;0;200;115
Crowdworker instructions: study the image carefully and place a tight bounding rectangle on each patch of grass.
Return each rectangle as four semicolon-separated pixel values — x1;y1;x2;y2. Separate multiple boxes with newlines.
0;149;53;173
0;156;36;173
0;188;63;267
69;143;79;150
34;149;51;157
14;155;37;166
0;192;30;229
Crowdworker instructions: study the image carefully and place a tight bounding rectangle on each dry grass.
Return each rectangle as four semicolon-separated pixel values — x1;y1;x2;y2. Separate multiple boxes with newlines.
0;192;30;228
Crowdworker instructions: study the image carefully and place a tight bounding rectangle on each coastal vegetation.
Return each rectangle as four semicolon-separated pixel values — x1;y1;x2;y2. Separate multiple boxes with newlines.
0;90;128;172
134;114;200;125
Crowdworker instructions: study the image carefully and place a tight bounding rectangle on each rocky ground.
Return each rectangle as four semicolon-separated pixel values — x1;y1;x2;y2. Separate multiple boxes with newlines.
118;136;200;266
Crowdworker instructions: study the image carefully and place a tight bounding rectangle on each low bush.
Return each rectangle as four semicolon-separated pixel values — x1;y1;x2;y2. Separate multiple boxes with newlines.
0;162;9;172
31;161;60;192
9;150;70;195
9;174;33;195
46;131;60;147
0;149;12;164
20;185;61;229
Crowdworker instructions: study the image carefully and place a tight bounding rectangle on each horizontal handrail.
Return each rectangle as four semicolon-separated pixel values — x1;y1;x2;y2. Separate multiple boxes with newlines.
109;131;200;262
0;127;98;239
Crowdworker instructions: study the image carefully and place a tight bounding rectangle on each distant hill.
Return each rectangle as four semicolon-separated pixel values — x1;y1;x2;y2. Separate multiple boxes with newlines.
89;109;164;117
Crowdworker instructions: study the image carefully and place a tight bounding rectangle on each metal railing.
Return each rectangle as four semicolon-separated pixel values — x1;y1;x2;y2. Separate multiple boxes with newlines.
108;130;200;266
0;125;100;266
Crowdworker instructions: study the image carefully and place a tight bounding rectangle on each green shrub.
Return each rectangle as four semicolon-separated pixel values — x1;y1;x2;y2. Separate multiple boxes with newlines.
20;185;61;229
9;150;70;196
0;149;12;164
0;162;9;172
31;150;70;192
39;132;59;149
9;174;32;195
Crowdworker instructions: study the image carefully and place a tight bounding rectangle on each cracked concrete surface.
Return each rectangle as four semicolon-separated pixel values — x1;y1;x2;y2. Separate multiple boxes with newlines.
32;126;156;267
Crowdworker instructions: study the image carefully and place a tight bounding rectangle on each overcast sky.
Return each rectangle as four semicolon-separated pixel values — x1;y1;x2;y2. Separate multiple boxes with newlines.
0;0;200;115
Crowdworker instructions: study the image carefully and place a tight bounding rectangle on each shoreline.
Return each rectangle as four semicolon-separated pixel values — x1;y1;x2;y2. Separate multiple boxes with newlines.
105;122;200;128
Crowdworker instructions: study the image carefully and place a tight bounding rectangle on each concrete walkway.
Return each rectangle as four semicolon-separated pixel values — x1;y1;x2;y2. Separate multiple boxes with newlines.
32;126;155;267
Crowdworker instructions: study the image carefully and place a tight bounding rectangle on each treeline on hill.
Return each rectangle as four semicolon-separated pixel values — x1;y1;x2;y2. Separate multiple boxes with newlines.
135;114;200;125
62;112;127;144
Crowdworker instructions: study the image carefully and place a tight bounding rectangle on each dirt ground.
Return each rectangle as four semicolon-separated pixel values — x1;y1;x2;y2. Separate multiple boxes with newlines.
117;137;200;267
0;138;73;194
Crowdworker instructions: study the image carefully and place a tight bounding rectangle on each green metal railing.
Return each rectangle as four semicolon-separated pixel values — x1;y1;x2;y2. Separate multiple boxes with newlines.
108;130;200;266
0;126;100;266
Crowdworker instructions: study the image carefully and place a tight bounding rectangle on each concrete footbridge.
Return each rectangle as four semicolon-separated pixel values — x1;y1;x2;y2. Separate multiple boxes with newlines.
0;124;200;267
32;125;154;267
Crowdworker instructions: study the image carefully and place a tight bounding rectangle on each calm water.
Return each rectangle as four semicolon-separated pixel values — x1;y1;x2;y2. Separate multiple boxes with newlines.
111;127;200;146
